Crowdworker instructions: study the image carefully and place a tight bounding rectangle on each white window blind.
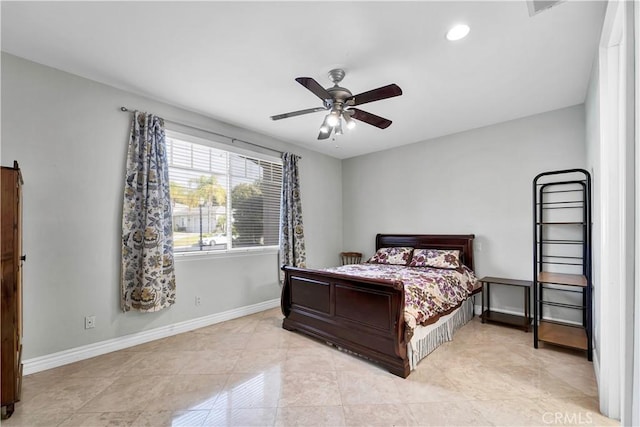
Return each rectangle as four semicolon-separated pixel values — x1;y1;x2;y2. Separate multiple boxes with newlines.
166;134;282;253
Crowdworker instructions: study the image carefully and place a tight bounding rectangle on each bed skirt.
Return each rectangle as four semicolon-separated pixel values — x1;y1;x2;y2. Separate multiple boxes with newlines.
407;296;475;370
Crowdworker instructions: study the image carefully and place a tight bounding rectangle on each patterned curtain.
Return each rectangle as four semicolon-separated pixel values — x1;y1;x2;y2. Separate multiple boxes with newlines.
121;111;176;312
279;153;306;272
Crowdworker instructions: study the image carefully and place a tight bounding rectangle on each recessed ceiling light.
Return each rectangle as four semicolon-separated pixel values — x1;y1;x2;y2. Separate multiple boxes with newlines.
446;24;470;41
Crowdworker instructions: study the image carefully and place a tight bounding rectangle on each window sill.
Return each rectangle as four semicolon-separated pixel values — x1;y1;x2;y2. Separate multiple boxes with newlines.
174;246;279;261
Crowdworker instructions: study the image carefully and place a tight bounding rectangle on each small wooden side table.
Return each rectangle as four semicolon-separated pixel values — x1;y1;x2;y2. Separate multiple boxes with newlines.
479;276;533;332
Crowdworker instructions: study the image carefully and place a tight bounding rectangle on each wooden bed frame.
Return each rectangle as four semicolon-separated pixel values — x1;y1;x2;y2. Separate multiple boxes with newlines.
280;233;476;378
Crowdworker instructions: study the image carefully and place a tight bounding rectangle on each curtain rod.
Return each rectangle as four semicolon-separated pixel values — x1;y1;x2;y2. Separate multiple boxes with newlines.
120;107;286;157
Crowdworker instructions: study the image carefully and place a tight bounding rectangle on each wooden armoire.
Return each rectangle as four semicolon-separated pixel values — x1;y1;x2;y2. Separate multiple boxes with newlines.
1;161;24;419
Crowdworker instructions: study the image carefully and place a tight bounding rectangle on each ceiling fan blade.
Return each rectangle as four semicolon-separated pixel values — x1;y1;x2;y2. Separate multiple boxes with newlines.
296;77;332;101
350;84;402;106
270;107;327;121
317;129;332;140
350;108;393;129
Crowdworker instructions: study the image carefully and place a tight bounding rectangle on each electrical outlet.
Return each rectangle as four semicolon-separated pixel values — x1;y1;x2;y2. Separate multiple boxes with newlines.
195;296;201;306
85;316;96;329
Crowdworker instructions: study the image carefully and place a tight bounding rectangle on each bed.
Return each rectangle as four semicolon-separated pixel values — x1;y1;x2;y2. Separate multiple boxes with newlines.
280;234;480;378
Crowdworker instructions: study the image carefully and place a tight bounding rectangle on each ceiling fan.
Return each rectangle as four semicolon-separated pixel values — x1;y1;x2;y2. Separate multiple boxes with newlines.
270;69;402;140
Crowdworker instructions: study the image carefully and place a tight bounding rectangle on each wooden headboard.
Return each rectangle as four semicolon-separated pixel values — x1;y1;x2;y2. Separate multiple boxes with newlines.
375;234;476;270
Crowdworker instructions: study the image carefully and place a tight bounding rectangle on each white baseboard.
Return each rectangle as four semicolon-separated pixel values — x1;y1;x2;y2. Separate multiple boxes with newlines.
474;305;482;316
23;298;280;375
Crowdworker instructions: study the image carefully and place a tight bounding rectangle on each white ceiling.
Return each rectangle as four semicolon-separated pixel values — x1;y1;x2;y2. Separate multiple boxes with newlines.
1;1;605;159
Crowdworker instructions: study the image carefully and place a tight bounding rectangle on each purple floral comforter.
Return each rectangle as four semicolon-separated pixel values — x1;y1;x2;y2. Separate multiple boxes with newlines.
324;264;478;330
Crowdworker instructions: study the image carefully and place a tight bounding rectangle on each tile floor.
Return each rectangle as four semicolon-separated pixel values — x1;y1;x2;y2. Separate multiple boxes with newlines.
4;308;618;426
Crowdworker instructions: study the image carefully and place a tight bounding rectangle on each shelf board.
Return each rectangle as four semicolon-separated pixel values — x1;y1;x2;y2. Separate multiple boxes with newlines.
537;272;587;287
479;277;532;288
540;301;585;310
537;222;586;225
538;240;584;245
482;310;530;332
538;321;588;350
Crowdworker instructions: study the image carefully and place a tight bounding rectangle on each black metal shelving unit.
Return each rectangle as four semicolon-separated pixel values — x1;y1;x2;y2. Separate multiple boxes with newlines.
533;168;592;361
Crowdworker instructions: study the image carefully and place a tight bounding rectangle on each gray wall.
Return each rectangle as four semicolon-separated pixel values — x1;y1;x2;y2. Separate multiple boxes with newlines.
342;105;587;316
1;53;343;359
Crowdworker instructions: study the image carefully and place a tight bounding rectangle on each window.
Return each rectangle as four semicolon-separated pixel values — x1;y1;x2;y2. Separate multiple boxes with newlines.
166;132;282;253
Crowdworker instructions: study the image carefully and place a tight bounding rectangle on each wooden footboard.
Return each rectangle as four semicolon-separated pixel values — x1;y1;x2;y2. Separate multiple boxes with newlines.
281;266;410;378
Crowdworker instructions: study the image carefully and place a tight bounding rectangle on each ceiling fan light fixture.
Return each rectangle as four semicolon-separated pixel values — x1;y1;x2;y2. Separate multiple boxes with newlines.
326;112;340;127
343;113;356;130
319;114;332;134
446;24;470;41
335;118;343;136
